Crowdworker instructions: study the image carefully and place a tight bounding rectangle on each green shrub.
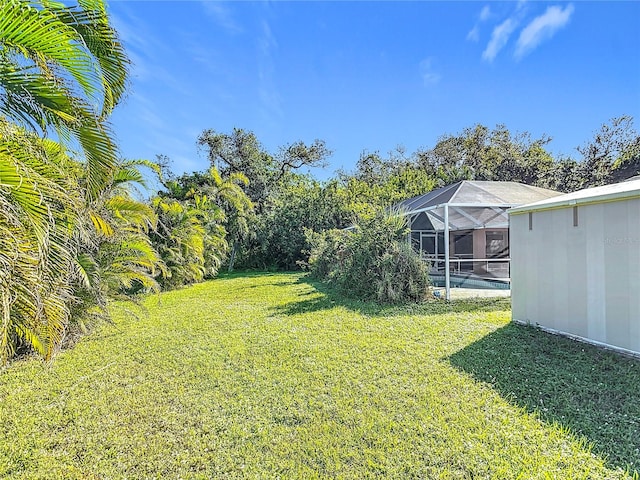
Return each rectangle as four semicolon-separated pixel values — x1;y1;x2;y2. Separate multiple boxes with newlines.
304;228;348;279
307;210;430;303
377;240;430;303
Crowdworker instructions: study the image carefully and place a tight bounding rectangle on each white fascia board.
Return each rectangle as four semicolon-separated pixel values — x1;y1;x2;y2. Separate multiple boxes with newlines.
509;182;640;215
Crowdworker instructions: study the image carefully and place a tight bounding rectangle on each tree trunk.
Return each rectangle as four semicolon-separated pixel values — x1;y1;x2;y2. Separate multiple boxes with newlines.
228;241;238;272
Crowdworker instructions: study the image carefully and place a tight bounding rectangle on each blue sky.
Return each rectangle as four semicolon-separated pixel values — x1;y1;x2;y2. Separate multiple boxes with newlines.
108;1;640;179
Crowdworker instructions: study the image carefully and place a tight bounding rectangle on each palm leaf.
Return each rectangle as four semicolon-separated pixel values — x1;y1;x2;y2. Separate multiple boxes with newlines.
1;0;129;200
0;61;95;152
89;211;113;237
50;0;129;115
75;252;98;290
113;166;146;187
0;0;100;103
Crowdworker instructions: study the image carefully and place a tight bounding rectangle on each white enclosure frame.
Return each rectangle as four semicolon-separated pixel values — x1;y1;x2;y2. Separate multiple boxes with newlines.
404;202;513;300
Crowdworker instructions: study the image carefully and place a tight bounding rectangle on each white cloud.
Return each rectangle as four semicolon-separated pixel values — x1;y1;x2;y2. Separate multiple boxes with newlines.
259;19;277;57
466;5;491;42
482;18;518;62
126;49;151;81
111;10;183;90
467;26;480;42
111;13;150;52
480;5;491;21
201;2;243;34
515;4;574;58
184;39;219;75
257;20;283;123
419;58;441;86
136;104;166;131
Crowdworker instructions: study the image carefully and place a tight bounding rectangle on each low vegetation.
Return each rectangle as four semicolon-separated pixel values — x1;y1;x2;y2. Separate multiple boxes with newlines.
1;272;637;478
306;210;431;303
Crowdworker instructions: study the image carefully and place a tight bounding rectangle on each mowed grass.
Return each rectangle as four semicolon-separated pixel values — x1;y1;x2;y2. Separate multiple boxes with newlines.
1;272;638;479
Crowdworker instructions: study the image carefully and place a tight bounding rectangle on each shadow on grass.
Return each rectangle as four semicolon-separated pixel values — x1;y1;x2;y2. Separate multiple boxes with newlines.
448;323;640;475
272;274;511;318
215;270;305;289
217;270;297;280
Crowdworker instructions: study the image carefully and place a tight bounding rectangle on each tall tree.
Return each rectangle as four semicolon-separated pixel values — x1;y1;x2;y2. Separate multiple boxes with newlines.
0;0;139;362
340;148;436;211
70;159;166;328
197;128;330;210
577;115;640;186
416;124;555;186
0;119;76;362
197;128;275;209
169;167;253;272
250;175;353;270
151;165;252;279
197;128;331;269
0;120;163;361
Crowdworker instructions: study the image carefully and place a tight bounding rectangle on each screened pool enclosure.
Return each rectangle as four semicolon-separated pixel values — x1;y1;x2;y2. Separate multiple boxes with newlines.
396;181;560;299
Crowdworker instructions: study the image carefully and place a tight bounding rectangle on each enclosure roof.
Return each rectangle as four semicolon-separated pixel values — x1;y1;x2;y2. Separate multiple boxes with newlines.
396;181;561;232
509;179;640;214
398;180;560;215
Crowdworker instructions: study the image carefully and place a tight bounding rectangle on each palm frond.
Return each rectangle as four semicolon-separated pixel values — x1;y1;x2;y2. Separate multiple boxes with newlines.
89;211;114;237
75;252;98;290
49;0;130;114
113;166;146;187
0;0;100;102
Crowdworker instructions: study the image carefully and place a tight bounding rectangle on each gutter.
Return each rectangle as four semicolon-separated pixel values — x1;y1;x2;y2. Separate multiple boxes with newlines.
509;188;640;215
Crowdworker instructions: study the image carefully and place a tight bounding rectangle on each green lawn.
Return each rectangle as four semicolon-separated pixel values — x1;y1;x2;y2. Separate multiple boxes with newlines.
1;272;638;479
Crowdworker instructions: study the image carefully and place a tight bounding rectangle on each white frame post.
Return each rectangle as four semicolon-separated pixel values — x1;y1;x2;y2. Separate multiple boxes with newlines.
444;204;451;300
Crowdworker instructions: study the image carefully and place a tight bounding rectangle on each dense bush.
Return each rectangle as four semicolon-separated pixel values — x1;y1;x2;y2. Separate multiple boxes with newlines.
244;177;353;270
305;228;349;280
307;210;430;303
377;240;432;303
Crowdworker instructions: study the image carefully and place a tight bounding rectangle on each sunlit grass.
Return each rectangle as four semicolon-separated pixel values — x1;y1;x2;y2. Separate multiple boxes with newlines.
0;272;637;479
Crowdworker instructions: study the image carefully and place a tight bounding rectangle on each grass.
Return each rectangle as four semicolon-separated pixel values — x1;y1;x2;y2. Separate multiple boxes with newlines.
0;271;638;479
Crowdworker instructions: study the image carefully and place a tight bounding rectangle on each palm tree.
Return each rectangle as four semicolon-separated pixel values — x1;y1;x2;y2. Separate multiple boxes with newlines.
0;119;77;362
69;159;167;331
0;0;129;198
1;120;166;362
147;165;253;287
203;168;253;272
151;196;210;288
0;0;133;362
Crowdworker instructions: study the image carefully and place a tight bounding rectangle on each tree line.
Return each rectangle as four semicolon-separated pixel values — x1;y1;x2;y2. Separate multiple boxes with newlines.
188;116;639;273
1;0;639;363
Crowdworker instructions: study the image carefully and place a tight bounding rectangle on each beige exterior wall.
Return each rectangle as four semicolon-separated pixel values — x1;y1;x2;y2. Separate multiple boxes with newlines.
472;229;487;260
510;198;640;355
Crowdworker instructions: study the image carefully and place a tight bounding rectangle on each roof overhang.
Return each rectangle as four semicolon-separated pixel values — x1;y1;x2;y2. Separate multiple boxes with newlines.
509;181;640;215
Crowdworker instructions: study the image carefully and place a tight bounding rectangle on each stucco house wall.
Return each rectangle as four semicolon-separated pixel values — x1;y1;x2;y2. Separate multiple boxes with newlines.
510;190;640;356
